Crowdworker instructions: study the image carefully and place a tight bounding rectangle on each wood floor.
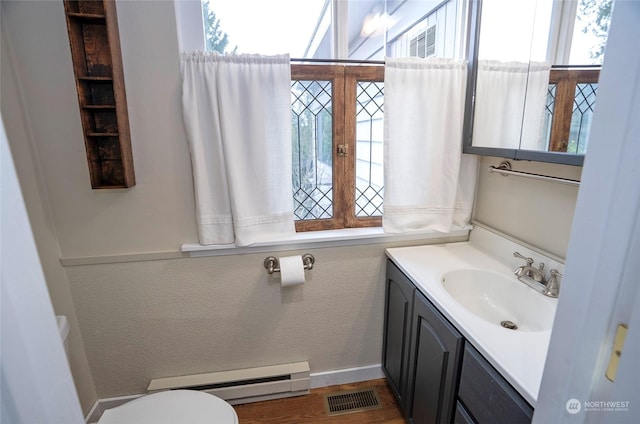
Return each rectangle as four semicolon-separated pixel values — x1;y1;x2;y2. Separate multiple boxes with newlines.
233;379;405;424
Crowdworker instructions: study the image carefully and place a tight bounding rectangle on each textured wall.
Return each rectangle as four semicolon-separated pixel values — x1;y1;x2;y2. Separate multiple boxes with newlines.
67;243;408;397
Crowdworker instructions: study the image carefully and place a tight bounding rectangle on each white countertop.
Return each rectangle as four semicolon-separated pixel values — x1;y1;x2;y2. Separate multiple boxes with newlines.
386;234;559;406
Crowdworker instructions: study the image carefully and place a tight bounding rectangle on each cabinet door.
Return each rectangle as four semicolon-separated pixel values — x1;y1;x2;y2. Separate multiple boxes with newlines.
458;344;533;423
382;259;415;414
408;291;464;424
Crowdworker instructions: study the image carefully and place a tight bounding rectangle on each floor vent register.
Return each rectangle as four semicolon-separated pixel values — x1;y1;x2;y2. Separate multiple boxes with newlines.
323;388;382;416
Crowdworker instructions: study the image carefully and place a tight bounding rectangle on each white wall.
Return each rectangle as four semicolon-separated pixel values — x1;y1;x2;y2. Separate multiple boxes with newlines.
473;156;582;259
2;0;197;260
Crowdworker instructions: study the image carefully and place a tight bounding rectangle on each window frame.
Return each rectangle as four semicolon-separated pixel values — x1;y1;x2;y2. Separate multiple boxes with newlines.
292;64;384;232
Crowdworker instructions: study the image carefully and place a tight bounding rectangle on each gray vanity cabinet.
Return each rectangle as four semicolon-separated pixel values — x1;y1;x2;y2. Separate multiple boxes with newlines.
383;260;464;423
384;258;534;424
382;260;415;414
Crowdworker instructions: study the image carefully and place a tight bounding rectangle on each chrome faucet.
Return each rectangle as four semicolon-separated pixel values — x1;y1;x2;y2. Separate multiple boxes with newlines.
513;252;561;298
513;252;545;281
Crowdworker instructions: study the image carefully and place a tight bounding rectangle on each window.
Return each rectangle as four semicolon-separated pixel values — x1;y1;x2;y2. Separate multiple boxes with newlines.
409;26;437;58
542;0;609;154
544;69;599;154
425;26;437;57
388;1;464;60
201;1;467;60
193;1;468;231
291;65;384;232
476;0;610;154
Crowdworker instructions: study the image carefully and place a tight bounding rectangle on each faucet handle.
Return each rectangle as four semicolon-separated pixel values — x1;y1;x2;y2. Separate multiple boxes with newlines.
545;269;562;298
513;251;534;266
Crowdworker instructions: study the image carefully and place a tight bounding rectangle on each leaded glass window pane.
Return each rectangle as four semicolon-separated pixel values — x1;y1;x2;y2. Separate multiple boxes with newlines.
291;80;333;220
542;83;556;150
355;81;384;217
568;83;597;154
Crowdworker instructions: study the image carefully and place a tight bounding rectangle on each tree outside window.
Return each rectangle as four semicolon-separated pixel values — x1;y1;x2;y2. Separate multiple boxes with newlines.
201;0;235;54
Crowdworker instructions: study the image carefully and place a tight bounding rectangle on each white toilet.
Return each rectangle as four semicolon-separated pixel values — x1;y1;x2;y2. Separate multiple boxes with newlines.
56;316;239;424
96;390;239;424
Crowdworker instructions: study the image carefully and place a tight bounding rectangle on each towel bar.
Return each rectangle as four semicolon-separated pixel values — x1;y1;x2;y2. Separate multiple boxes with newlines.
489;161;580;187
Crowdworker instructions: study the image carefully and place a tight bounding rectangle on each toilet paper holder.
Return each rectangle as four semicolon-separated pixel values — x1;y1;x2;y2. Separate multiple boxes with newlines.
264;254;315;274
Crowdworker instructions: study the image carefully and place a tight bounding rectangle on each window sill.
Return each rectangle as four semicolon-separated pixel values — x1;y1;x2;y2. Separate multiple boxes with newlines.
181;226;471;257
58;227;471;267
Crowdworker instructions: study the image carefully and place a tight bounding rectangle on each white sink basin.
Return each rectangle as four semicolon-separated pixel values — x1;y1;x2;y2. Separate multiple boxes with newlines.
441;269;556;332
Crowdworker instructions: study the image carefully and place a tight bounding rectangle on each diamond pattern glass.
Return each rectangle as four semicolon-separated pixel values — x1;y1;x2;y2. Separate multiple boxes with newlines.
568;83;597;154
544;81;597;154
291;80;333;220
542;84;556;150
355;81;384;217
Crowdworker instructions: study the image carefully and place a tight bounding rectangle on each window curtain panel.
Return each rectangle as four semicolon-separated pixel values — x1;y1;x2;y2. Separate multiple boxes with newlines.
383;57;477;234
180;53;295;246
473;60;551;150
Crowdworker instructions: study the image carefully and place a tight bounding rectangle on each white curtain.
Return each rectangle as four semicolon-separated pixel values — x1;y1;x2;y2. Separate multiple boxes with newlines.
473;60;551;150
383;57;477;234
181;53;295;246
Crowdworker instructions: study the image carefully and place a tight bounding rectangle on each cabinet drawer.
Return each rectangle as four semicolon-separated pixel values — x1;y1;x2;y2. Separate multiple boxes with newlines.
458;345;533;424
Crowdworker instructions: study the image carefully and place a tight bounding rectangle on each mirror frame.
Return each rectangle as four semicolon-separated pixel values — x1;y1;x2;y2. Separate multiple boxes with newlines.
461;0;585;167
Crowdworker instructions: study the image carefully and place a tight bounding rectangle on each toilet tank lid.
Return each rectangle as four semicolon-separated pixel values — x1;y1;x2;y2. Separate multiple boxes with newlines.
56;315;69;341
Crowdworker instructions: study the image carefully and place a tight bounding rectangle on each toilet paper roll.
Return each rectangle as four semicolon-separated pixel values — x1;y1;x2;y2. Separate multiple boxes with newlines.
278;255;306;287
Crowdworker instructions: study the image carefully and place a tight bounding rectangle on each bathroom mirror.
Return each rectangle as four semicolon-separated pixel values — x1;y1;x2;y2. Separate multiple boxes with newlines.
463;0;611;166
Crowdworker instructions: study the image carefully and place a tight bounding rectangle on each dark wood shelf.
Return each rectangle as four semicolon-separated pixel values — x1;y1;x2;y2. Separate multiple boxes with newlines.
87;132;119;137
63;0;135;189
77;76;113;81
94;184;128;189
66;12;106;22
82;105;116;109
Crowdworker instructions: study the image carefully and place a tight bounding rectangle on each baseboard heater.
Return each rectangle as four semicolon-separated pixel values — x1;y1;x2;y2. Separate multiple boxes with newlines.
147;361;310;405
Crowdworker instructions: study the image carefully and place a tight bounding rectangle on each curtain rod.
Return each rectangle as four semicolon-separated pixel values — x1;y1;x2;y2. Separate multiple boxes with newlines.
489;161;580;186
290;58;385;65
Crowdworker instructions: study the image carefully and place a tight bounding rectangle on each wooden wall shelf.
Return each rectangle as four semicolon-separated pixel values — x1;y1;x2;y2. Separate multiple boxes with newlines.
63;0;135;189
